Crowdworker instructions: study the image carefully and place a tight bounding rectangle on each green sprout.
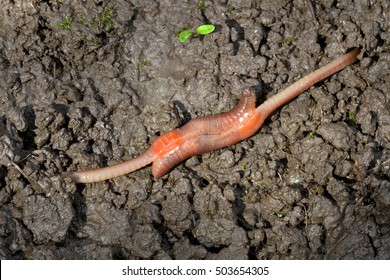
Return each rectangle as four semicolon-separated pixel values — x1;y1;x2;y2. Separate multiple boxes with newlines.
274;212;285;218
205;209;217;218
77;15;86;24
197;24;215;35
198;0;206;11
176;24;215;43
177;29;193;43
310;185;324;195
240;162;247;172
139;60;149;67
347;111;357;126
282;37;294;45
56;6;117;48
99;7;116;32
58;16;71;30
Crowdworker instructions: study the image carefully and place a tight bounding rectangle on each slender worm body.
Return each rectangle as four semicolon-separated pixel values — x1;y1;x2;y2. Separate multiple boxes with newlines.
64;48;360;183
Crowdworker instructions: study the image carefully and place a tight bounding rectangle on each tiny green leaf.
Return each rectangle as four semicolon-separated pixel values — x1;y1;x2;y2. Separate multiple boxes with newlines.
282;37;294;45
198;0;206;11
348;111;357;126
274;212;285;218
177;29;193;43
241;162;247;171
196;24;215;35
58;15;71;30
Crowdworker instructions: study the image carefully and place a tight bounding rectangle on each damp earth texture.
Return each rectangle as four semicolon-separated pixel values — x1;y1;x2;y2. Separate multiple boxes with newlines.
0;0;389;259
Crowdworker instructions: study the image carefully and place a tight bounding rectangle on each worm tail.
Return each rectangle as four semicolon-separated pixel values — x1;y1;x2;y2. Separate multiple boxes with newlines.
63;150;155;183
257;48;360;117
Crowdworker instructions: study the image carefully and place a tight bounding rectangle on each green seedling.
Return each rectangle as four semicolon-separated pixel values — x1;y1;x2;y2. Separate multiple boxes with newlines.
198;0;206;11
139;60;149;67
99;7;116;32
177;29;193;43
197;24;215;35
176;24;215;43
58;15;71;29
274;212;285;218
57;6;116;47
282;37;294;45
347;111;357;126
240;162;247;172
77;15;86;24
206;209;217;216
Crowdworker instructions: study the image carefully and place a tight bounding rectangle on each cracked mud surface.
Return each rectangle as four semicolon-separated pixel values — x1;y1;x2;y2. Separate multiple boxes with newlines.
0;0;389;259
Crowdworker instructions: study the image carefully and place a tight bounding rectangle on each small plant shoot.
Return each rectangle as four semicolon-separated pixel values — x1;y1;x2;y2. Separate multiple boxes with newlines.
176;24;216;43
177;29;193;43
196;24;215;35
58;16;71;29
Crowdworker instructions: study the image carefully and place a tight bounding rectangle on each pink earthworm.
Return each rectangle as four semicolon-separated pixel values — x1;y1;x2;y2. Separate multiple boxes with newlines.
64;48;360;183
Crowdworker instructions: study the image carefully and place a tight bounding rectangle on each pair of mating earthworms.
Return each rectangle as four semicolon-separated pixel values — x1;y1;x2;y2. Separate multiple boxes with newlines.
64;48;360;183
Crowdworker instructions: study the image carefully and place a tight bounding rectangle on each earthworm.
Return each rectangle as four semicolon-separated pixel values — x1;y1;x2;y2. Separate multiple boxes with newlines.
64;48;360;183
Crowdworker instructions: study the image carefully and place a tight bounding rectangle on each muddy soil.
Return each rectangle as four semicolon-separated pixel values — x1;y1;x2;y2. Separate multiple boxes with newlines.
0;0;389;260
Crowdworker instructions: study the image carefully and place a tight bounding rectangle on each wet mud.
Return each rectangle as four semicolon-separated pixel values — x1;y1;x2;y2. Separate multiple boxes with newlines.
0;0;389;259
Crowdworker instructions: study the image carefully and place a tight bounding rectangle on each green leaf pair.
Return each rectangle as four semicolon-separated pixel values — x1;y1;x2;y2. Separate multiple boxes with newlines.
176;24;215;43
